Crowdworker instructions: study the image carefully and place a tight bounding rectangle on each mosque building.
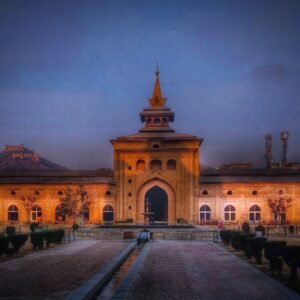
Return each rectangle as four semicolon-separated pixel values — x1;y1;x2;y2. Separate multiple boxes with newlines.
0;68;300;225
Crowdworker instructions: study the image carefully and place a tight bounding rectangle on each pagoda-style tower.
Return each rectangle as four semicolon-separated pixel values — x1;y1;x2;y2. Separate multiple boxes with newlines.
139;65;175;132
111;67;202;224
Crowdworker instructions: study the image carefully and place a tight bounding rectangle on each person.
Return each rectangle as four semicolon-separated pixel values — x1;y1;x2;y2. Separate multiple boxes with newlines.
218;220;224;231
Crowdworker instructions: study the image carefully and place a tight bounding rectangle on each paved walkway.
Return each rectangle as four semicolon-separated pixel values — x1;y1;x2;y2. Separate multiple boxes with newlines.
119;241;299;300
0;240;130;299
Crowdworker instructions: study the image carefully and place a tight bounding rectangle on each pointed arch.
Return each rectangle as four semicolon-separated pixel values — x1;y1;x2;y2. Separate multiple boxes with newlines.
136;178;175;224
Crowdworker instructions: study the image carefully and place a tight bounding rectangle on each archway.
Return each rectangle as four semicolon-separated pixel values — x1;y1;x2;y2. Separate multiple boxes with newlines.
145;186;168;222
136;178;175;224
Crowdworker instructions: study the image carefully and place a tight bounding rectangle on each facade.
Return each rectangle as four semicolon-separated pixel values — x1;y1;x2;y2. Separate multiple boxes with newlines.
0;69;300;225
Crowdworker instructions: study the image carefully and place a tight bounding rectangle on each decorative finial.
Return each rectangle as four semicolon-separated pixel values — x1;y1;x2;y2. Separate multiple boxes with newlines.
155;63;160;78
148;64;166;106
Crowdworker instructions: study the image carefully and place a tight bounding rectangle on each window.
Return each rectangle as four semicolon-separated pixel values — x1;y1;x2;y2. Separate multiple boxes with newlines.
128;179;132;183
57;191;63;196
202;190;208;196
199;205;211;222
167;159;176;170
224;205;236;221
11;190;16;196
83;204;89;221
162;117;168;124
146;118;152;124
128;192;132;197
136;160;145;171
154;118;161;124
249;205;261;222
105;191;111;196
55;204;65;222
32;205;42;222
150;159;162;170
128;166;132;170
152;144;160;149
8;205;18;221
252;190;258;195
227;190;233;195
103;205;114;222
34;191;40;196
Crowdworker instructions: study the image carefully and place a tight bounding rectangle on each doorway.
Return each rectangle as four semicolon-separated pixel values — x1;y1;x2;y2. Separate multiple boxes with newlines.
145;185;168;222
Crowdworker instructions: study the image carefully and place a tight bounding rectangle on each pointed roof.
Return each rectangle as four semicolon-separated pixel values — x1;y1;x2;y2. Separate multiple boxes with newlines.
148;64;166;107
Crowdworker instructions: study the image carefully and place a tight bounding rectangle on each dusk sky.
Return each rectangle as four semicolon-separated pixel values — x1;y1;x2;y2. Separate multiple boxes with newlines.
0;0;299;169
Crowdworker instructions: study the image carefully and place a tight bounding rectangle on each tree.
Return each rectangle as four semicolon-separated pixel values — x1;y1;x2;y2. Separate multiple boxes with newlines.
267;189;292;224
21;195;36;223
59;186;91;225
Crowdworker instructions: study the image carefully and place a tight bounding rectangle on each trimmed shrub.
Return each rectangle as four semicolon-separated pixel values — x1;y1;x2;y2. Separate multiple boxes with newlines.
245;237;267;264
0;236;9;257
44;230;64;246
281;246;300;281
242;222;250;234
30;222;38;233
30;232;44;250
5;226;16;236
231;232;242;250
289;225;295;234
264;241;286;275
220;230;235;245
255;225;265;236
239;233;255;252
9;234;29;253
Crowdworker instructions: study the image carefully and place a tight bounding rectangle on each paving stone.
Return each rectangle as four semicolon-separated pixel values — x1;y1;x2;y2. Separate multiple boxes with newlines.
126;241;300;300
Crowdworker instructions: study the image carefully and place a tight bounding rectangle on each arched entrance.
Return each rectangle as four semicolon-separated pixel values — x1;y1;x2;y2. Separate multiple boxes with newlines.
136;178;175;224
145;186;168;222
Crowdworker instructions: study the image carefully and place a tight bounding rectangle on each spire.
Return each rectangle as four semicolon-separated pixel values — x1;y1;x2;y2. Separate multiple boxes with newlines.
149;64;166;106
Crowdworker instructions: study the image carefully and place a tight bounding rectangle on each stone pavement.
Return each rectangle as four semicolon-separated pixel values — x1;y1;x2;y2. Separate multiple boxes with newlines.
0;240;130;299
117;241;299;300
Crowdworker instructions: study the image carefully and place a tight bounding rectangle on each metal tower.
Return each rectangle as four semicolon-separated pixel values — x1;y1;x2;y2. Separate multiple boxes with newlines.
281;131;289;168
265;134;272;169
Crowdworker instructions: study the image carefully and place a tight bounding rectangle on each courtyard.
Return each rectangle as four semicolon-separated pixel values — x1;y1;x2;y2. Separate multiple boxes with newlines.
0;239;299;299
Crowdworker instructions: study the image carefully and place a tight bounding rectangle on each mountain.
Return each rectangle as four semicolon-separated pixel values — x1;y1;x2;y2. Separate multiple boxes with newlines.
0;145;67;171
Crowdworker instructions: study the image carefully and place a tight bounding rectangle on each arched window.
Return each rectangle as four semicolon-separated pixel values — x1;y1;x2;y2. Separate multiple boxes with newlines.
103;205;114;222
136;159;145;171
55;204;65;222
83;204;89;222
227;190;233;195
150;159;162;171
8;205;18;221
167;159;176;170
249;205;261;222
32;205;42;222
224;205;236;221
199;205;211;222
105;191;111;196
202;190;208;196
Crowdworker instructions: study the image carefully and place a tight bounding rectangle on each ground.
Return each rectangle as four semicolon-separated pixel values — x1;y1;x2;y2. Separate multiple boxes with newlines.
0;240;299;299
0;240;130;299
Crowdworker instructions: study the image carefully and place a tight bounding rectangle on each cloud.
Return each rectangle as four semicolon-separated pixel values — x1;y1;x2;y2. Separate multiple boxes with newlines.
251;64;287;80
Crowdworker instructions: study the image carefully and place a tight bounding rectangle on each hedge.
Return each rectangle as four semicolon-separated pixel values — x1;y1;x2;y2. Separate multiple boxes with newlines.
0;236;9;257
264;240;286;275
10;234;29;253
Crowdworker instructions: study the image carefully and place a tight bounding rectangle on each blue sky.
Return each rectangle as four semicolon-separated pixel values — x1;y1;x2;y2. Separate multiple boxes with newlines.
0;0;299;169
